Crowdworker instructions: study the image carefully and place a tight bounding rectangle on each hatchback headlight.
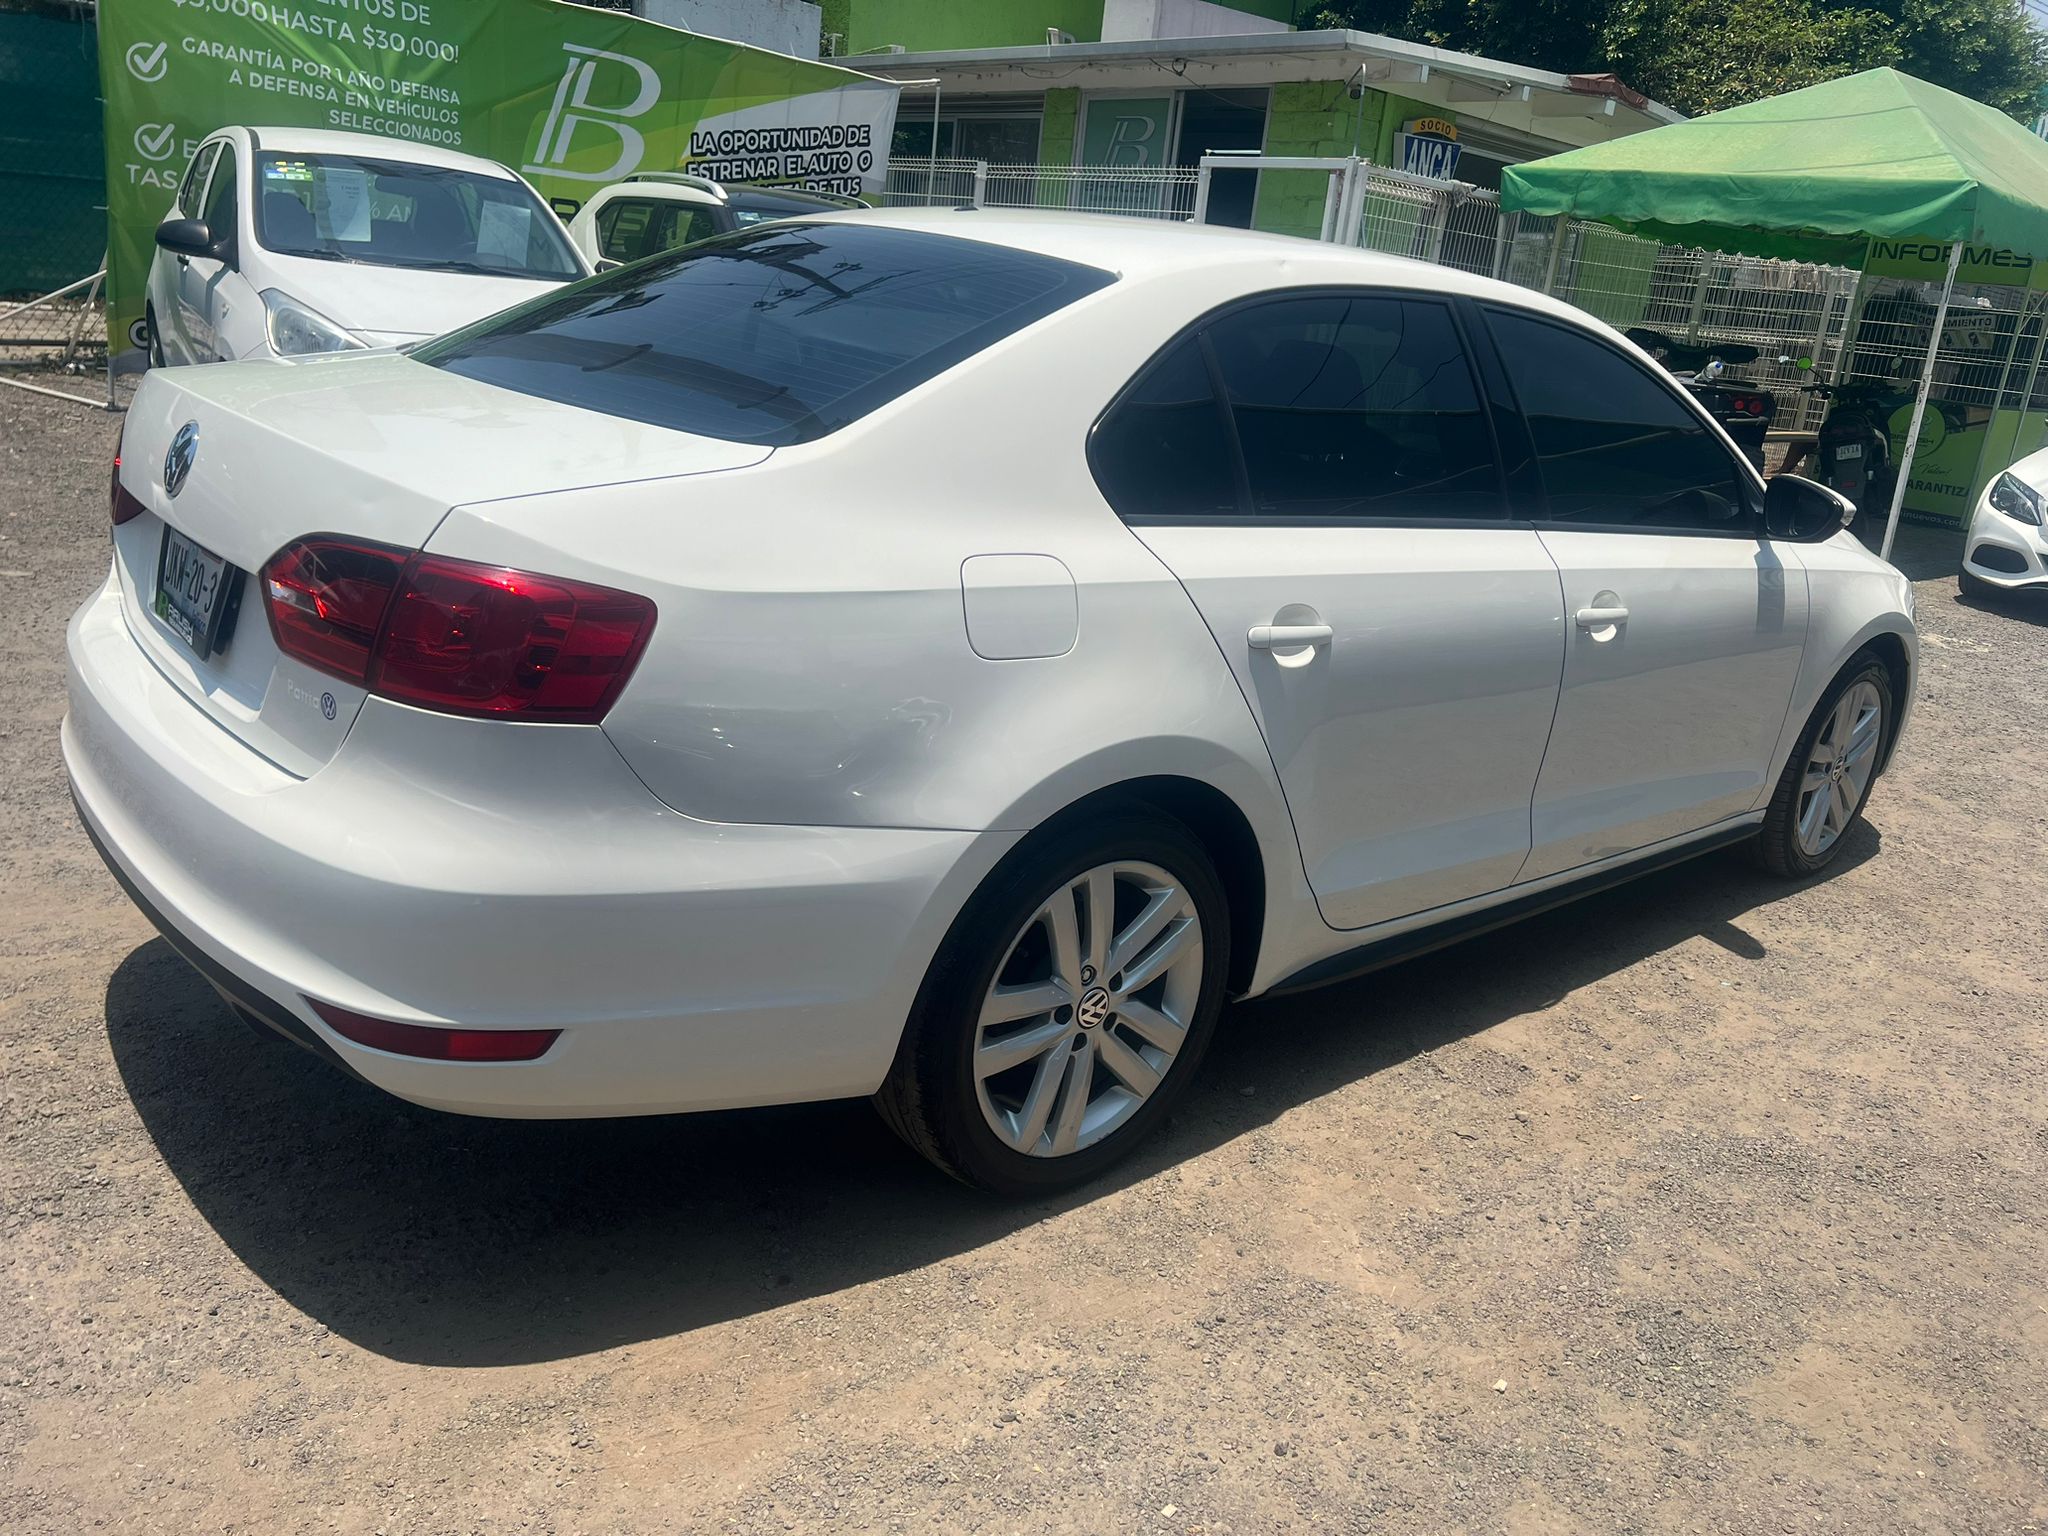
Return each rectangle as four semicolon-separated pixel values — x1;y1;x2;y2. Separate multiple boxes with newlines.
1989;471;2045;526
261;289;368;357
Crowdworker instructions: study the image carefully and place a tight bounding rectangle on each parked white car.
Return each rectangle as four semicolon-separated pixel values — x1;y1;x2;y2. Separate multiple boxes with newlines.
561;171;865;267
145;126;588;366
1959;446;2048;596
70;211;1916;1193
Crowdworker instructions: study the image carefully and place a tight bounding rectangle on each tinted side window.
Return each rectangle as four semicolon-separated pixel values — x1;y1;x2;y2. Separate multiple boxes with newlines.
657;205;722;250
1090;336;1239;519
179;144;219;216
1484;308;1750;533
597;199;658;263
1208;295;1502;520
202;146;236;242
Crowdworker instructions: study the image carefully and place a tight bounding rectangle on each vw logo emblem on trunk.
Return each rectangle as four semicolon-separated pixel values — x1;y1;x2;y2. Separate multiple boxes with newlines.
164;421;199;498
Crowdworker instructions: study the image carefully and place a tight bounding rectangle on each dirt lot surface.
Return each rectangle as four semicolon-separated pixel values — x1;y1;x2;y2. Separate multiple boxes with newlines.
3;383;2046;1535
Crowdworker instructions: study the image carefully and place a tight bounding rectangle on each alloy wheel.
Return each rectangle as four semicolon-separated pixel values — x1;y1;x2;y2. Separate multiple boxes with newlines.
973;860;1204;1158
1796;679;1883;857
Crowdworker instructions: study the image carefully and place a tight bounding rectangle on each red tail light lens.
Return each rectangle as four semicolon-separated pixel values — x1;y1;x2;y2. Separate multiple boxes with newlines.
261;538;655;723
263;537;409;684
309;1000;560;1062
374;556;656;721
110;450;146;526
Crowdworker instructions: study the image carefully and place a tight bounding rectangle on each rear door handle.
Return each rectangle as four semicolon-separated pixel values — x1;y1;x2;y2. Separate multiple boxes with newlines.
1248;623;1334;650
1575;605;1629;629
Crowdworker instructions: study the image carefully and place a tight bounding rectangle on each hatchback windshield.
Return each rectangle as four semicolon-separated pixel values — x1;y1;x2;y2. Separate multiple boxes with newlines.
414;222;1113;445
253;152;583;279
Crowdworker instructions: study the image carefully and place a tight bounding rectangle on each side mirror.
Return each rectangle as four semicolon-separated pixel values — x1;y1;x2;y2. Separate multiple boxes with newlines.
1765;474;1855;542
155;217;217;261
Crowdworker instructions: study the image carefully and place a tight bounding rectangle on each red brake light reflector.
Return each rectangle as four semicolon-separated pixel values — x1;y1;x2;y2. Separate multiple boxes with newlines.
111;452;146;526
309;1000;560;1062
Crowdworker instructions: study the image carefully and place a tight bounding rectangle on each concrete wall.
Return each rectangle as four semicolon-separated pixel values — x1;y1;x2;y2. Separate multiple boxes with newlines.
1100;0;1292;41
638;0;822;56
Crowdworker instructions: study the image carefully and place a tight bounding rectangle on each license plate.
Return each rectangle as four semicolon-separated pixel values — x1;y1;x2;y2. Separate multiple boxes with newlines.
154;526;243;659
1835;443;1864;461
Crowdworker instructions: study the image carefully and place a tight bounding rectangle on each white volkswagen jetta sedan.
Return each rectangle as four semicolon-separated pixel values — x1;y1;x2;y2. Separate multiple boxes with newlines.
144;126;588;366
68;211;1916;1194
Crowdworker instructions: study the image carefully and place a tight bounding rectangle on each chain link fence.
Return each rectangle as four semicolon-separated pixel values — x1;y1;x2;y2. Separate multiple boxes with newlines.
1;6;107;368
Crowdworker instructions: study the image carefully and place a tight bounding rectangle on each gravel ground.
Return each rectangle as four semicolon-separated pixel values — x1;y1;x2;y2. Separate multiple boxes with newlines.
3;383;2046;1535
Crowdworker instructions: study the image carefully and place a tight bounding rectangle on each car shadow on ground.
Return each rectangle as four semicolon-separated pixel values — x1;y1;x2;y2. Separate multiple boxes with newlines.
1953;583;2048;627
105;830;1875;1367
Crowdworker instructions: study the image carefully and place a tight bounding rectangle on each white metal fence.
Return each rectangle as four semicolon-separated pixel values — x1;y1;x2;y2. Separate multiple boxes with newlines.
884;157;1200;219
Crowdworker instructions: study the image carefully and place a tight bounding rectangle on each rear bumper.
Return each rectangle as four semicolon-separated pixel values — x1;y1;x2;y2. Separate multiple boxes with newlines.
64;570;1010;1117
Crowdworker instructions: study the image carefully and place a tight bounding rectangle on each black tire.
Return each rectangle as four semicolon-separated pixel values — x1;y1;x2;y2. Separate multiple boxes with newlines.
145;304;165;370
1958;566;1996;602
875;808;1230;1196
1752;654;1893;877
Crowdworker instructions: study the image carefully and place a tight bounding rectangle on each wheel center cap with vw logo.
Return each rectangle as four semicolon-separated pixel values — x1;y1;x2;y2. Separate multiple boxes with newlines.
164;420;200;499
1077;987;1113;1029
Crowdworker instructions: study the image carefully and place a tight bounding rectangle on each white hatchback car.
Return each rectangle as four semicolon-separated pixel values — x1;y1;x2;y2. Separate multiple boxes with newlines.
1959;446;2048;597
145;126;588;366
69;211;1917;1194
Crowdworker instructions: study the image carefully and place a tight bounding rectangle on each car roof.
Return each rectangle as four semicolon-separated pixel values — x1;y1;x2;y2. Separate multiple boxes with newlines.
796;205;1595;325
230;126;521;181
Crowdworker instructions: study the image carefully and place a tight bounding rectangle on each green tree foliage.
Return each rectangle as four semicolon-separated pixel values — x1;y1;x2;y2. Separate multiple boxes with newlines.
1310;0;2048;119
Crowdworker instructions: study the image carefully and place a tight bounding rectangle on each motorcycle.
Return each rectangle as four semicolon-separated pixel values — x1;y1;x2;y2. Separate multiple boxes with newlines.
1625;326;1778;472
1798;375;1975;545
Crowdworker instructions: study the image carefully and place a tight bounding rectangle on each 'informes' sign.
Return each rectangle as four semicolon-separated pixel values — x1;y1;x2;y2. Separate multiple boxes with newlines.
1395;117;1461;181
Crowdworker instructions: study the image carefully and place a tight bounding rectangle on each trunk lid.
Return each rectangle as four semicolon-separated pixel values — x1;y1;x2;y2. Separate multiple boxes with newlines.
113;352;770;777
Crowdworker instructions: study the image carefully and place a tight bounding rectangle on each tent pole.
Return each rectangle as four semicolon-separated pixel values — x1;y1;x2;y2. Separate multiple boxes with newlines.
1541;218;1566;296
1880;240;1964;562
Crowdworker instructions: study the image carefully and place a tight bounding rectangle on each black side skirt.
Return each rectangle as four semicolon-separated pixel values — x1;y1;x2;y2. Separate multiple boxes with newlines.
1265;820;1759;998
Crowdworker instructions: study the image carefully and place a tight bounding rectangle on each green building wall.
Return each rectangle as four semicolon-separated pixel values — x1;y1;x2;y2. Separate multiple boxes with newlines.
821;0;1300;55
820;0;1111;53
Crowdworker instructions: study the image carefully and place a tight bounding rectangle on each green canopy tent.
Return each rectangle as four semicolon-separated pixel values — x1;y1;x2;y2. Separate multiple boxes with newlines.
1501;67;2048;559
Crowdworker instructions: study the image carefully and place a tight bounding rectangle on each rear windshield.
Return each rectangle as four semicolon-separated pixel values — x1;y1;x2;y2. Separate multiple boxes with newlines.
413;222;1113;445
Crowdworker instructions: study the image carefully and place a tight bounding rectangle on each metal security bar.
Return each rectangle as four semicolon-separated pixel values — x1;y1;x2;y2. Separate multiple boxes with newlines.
880;157;986;207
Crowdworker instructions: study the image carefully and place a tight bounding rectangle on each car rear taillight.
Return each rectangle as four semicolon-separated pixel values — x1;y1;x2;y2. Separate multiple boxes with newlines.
110;449;145;526
263;537;407;683
309;1000;560;1062
261;538;656;723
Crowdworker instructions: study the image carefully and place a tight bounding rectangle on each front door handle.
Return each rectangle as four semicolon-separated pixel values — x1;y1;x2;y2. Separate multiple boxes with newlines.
1574;605;1629;629
1248;623;1334;650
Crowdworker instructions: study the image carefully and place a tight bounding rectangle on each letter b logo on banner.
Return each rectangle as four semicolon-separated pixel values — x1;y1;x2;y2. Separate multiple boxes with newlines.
525;44;660;183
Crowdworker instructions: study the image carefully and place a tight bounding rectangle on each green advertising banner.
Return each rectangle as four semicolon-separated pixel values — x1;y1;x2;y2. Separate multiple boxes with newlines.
96;0;900;355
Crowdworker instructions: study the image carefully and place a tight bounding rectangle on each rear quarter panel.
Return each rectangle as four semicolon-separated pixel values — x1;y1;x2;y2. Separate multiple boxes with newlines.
423;255;1355;991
